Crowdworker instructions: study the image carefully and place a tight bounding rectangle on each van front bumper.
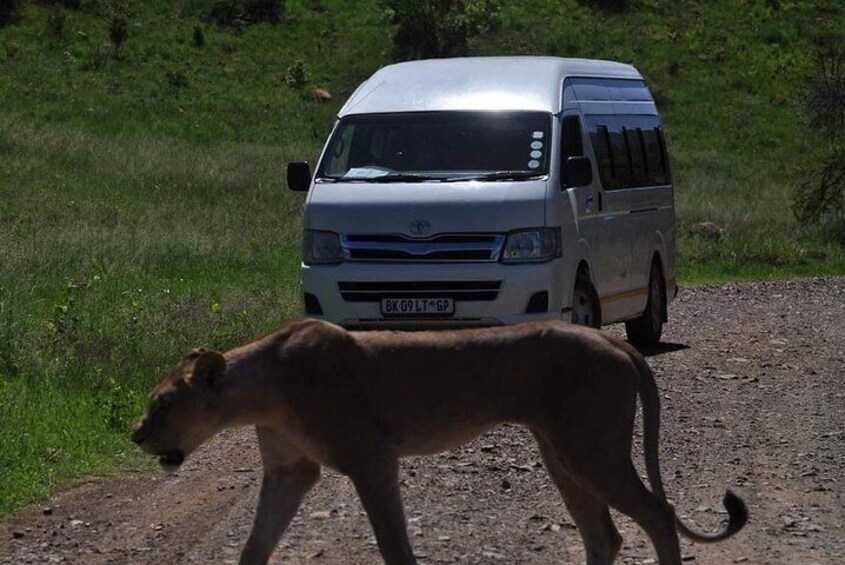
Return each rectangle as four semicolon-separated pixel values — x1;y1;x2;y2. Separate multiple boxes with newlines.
301;260;568;329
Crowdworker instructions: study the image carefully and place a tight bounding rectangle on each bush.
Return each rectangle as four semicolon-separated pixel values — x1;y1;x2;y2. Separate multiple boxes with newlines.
0;0;21;27
193;24;205;47
38;0;81;8
207;0;285;29
381;0;500;61
793;48;845;223
46;9;67;43
804;49;845;140
793;150;844;223
109;15;128;49
244;0;283;23
285;59;306;89
576;0;629;13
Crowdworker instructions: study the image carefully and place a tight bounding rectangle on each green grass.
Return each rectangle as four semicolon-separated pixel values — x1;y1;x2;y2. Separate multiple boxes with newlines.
1;0;844;516
0;376;140;512
0;123;306;514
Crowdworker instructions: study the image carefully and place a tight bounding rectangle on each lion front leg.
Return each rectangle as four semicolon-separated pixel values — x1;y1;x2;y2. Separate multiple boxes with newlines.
239;460;320;565
239;428;321;565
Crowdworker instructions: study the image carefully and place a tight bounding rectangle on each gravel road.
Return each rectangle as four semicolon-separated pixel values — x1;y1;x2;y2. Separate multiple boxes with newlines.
1;277;843;565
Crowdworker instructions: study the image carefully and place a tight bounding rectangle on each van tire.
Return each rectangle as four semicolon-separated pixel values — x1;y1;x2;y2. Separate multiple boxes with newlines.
625;262;665;347
571;271;601;329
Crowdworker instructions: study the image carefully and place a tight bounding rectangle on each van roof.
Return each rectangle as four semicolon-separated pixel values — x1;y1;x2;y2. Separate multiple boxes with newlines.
338;57;642;117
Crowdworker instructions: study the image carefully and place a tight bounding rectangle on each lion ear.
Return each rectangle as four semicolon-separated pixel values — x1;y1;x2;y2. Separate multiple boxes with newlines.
183;347;207;361
191;350;226;388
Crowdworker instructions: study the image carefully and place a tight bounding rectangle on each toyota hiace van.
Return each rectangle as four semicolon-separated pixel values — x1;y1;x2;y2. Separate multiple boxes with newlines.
287;57;676;346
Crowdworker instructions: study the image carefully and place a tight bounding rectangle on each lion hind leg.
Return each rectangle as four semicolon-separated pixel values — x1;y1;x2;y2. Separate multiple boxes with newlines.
532;426;681;565
535;437;622;565
585;461;681;565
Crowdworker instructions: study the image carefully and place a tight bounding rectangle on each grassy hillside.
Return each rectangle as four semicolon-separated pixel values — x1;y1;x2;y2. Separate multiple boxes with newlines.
1;0;843;514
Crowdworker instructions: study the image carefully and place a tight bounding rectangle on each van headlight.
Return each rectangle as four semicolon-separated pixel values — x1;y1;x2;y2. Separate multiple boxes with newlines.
303;230;345;265
501;228;562;263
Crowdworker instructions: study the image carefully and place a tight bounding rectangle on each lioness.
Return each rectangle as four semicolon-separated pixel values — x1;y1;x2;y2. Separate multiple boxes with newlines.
132;319;747;565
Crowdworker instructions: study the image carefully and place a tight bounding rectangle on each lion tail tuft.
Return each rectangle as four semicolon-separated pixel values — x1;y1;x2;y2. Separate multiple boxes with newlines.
605;333;748;544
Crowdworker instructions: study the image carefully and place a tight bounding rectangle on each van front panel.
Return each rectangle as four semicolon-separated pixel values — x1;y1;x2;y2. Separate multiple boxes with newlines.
302;259;567;328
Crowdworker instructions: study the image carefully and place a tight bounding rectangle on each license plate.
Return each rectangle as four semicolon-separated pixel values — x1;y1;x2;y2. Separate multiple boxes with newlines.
380;297;454;317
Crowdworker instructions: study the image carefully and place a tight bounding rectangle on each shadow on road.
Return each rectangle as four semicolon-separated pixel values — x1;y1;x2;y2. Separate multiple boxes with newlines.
635;342;690;357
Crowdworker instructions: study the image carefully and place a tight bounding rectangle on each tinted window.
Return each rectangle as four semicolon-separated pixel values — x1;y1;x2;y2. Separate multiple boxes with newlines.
317;111;552;181
586;118;616;190
624;127;647;188
569;78;653;102
586;114;671;190
657;129;672;183
609;127;629;188
643;127;670;185
560;115;584;186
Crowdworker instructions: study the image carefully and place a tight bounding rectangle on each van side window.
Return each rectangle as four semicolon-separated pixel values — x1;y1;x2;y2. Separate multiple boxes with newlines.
586;115;673;191
624;127;647;187
656;128;672;184
609;127;629;189
560;115;583;186
641;127;666;186
636;128;650;180
589;123;616;190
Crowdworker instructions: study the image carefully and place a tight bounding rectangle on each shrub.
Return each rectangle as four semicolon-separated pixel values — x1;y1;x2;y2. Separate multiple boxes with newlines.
285;59;306;89
98;375;139;431
804;49;845;140
46;9;67;43
576;0;629;13
0;0;21;28
793;48;845;223
244;0;283;23
793;150;844;223
38;0;82;8
109;15;128;49
208;0;244;29
381;0;501;61
193;24;205;47
207;0;286;29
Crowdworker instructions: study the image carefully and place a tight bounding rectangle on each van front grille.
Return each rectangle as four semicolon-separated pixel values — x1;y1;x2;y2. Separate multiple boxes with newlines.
342;234;504;263
338;280;502;302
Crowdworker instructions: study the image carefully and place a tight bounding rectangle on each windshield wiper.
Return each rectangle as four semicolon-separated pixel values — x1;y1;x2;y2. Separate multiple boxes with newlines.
361;173;442;183
467;170;545;182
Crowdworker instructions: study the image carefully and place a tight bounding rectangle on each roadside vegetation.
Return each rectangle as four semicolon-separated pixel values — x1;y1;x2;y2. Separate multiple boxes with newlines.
1;0;843;515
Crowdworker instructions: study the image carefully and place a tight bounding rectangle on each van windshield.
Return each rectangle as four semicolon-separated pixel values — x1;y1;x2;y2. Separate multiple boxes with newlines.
316;111;552;182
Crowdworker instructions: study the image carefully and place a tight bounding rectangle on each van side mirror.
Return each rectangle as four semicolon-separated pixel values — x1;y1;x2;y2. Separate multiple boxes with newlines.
287;162;312;192
563;156;593;188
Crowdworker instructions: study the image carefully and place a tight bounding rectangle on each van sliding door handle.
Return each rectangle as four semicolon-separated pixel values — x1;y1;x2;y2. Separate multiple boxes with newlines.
598;192;604;212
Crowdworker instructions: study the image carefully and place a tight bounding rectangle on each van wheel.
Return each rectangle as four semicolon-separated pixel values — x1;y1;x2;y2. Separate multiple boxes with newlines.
571;271;601;329
625;262;665;347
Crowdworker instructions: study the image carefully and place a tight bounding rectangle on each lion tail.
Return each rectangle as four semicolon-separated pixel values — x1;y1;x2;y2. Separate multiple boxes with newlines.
620;338;748;543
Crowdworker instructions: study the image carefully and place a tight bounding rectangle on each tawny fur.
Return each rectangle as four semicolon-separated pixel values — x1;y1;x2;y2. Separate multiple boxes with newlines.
132;319;747;565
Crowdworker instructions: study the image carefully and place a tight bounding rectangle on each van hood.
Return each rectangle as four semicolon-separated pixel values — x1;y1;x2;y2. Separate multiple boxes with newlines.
305;180;548;235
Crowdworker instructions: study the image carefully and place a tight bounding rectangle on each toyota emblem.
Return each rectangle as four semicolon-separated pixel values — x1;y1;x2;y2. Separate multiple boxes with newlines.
409;220;431;237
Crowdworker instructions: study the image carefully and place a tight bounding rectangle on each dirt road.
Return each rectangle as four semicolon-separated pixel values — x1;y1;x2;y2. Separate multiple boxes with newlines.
2;278;843;564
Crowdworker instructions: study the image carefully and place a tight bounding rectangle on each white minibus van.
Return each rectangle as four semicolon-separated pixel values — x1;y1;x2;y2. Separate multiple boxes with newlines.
287;56;676;346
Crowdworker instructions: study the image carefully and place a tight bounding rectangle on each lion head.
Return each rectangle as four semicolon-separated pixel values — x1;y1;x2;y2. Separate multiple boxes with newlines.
131;348;227;471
